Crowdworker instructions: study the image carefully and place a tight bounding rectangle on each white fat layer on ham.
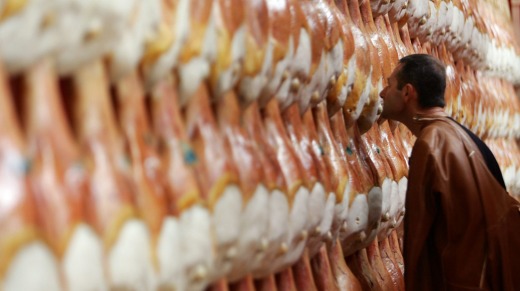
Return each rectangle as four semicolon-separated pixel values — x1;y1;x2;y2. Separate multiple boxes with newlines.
461;17;474;47
341;186;382;255
212;184;242;246
177;3;218;105
290;29;312;78
238;39;274;104
343;57;358;104
320;192;336;237
366;186;383;238
452;7;464;36
268;186;311;272
55;1;136;76
306;182;327;233
380;178;392;224
437;2;448;31
336;71;349;108
108;219;156;290
376;178;393;239
306;42;344;110
363;78;383;124
267;189;290;247
63;224;106;291
289;185;310;226
145;0;190;87
227;184;270;280
388;0;408;22
109;0;161;81
274;38;296;109
417;1;436;42
441;2;452;41
352;69;372;121
398;177;408;213
210;184;243;280
300;51;327;110
157;217;186;291
333;181;352;239
3;242;62;291
267;38;295;107
251;189;289;278
406;0;429;37
0;0;130;75
179;205;213;289
383;180;400;236
212;25;246;99
239;184;270;250
305;183;329;256
373;0;391;17
285;29;312;109
343;194;369;239
329;41;345;81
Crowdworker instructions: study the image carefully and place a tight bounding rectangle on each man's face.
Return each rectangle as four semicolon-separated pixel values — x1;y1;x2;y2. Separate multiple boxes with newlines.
379;65;406;121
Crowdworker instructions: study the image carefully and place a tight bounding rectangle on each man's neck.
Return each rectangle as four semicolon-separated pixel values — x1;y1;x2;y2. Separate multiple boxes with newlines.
402;107;446;136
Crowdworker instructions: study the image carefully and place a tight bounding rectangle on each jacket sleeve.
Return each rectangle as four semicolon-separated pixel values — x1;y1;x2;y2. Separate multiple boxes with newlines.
403;138;439;287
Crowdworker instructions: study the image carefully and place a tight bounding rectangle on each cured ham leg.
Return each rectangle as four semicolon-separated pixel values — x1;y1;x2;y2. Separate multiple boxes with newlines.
291;249;318;291
229;275;256;291
150;75;204;290
379;236;404;291
209;278;230;291
183;83;242;286
389;230;405;274
0;62;61;291
275;267;298;291
310;244;339;291
260;0;293;108
328;0;357;117
254;274;278;291
24;60;106;291
298;0;343;113
237;0;272;106
282;103;329;256
243;102;290;278
209;0;245;99
72;61;153;290
301;109;337;255
115;71;173;288
312;102;350;243
355;0;385;132
337;0;372;128
216;90;269;281
176;0;217;102
327;240;362;291
330;109;375;250
346;249;383;291
262;98;310;272
365;239;395;290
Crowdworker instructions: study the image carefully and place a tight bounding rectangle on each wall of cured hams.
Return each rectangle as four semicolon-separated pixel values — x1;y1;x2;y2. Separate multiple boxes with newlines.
0;0;519;290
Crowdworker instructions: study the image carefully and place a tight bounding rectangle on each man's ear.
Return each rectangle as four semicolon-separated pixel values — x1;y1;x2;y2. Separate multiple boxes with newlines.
403;83;417;103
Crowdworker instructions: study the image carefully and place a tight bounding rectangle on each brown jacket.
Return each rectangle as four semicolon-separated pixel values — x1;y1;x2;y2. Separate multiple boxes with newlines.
404;115;520;291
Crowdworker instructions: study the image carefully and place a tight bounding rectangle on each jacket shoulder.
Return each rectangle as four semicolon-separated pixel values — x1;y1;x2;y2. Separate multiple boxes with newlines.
416;121;464;154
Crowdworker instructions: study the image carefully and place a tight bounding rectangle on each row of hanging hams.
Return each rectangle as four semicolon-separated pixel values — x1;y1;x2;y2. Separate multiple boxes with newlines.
0;0;519;290
0;53;407;290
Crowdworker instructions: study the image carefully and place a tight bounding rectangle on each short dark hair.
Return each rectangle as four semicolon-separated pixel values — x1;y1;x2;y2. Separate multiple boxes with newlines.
396;54;446;108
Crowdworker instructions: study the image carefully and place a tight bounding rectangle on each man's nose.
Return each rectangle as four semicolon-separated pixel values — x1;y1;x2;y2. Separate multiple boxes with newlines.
379;87;386;98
